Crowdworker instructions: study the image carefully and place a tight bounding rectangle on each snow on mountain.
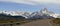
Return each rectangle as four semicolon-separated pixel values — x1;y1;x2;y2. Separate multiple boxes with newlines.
0;11;32;17
0;8;60;19
38;8;60;18
0;11;32;19
28;8;60;19
50;13;60;18
33;8;54;16
27;8;52;19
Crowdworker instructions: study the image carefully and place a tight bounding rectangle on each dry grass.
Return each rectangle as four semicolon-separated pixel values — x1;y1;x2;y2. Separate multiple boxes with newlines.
52;18;60;24
0;19;28;24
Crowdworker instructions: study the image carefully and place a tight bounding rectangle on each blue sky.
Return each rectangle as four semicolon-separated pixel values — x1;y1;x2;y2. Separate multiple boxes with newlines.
0;0;60;13
0;2;42;12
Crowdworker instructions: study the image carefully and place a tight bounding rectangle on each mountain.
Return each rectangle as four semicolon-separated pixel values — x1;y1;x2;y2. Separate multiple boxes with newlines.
0;11;32;18
27;8;60;19
0;8;60;19
27;8;54;19
0;13;26;20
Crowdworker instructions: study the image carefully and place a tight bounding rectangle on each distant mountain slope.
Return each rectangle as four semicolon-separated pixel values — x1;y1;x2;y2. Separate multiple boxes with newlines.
28;8;60;19
0;8;60;19
27;8;55;19
0;14;26;20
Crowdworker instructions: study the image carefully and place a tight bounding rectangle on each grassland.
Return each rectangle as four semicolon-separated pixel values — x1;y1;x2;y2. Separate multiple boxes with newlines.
52;18;60;24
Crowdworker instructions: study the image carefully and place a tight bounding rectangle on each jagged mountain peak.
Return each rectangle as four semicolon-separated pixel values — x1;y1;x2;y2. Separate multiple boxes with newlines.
42;8;48;12
28;8;60;19
40;8;49;14
0;8;60;19
0;11;32;16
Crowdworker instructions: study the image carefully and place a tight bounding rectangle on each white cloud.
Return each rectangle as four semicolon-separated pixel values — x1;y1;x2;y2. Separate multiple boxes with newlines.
0;0;60;5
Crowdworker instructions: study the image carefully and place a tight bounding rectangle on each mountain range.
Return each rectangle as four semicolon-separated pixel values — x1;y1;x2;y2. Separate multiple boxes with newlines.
0;8;60;19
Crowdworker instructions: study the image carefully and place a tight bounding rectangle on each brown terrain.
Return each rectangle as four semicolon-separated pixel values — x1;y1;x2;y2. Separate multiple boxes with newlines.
20;19;52;26
0;19;59;26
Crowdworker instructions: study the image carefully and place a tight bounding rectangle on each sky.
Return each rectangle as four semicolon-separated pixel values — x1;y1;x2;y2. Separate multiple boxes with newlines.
0;0;60;13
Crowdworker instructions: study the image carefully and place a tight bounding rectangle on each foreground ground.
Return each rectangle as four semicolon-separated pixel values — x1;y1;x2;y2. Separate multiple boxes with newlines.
20;19;51;26
20;19;60;26
0;18;60;26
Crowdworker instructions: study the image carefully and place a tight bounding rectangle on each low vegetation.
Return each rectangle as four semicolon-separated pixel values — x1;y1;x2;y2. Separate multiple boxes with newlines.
0;19;26;23
52;18;60;24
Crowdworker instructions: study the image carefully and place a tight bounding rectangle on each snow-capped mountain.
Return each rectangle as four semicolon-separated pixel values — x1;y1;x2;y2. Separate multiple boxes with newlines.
27;8;53;19
28;8;60;19
0;11;32;17
0;8;60;19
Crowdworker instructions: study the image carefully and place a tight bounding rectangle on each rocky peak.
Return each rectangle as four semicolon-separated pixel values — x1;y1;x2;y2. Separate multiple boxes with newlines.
40;8;48;14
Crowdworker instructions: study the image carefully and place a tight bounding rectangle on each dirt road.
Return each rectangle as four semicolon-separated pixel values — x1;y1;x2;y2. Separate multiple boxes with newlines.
20;19;52;26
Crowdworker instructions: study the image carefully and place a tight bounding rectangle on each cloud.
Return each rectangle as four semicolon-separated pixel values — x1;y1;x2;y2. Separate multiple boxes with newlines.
0;0;37;5
0;0;60;9
0;0;60;5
